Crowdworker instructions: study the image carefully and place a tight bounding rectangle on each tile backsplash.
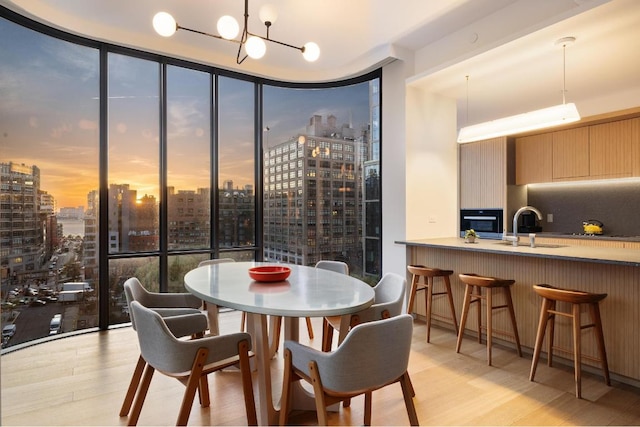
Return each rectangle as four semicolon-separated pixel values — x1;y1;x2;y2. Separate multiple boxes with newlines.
527;180;640;237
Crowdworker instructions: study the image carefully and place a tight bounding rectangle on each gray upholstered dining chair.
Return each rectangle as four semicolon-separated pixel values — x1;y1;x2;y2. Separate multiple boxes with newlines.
315;260;349;275
127;300;257;426
322;272;406;352
310;260;349;340
120;277;208;418
197;258;236;334
270;260;349;348
280;314;418;426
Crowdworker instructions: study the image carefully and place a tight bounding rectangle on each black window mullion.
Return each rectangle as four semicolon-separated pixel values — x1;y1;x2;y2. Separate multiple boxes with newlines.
98;45;110;329
211;74;219;258
159;62;169;292
255;82;264;261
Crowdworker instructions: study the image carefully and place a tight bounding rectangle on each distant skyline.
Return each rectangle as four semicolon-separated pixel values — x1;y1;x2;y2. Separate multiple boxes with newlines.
1;16;372;210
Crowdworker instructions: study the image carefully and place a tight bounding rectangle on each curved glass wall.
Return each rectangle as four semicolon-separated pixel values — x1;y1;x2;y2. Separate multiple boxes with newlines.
0;8;382;350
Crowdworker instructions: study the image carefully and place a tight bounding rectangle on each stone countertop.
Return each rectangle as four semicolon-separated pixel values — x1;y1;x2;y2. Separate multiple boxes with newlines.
396;237;640;267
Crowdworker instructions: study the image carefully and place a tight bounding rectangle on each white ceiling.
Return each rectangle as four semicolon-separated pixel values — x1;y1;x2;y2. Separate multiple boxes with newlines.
2;0;639;126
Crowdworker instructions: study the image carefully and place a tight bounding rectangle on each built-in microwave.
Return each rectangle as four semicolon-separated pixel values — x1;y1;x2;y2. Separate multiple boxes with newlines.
460;209;503;240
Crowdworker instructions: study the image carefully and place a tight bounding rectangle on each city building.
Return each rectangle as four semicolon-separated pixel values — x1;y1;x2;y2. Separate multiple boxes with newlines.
218;182;255;249
83;190;98;281
0;162;47;285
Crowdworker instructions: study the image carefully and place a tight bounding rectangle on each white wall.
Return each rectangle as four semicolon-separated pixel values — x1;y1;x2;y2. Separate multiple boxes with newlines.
381;58;409;278
381;57;458;279
405;88;458;240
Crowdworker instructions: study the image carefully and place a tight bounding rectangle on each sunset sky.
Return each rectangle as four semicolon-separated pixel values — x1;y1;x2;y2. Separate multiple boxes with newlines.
1;16;371;210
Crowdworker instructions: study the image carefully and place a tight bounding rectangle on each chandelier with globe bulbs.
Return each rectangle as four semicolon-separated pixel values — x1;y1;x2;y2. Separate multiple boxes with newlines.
152;0;320;65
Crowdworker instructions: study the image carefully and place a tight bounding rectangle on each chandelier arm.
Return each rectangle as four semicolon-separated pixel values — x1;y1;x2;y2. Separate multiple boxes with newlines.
236;27;249;65
246;31;304;52
178;25;241;44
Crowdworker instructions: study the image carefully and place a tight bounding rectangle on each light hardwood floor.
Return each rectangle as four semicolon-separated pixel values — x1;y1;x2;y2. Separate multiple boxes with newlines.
2;311;640;426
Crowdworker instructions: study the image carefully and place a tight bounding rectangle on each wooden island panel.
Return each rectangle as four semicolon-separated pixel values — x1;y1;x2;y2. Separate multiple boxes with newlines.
406;244;640;383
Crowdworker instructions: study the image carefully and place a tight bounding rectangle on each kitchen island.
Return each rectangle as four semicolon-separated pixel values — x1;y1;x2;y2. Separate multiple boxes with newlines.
397;236;640;385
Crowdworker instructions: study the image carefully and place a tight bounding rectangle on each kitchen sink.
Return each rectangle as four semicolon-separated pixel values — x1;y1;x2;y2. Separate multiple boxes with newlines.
492;241;566;248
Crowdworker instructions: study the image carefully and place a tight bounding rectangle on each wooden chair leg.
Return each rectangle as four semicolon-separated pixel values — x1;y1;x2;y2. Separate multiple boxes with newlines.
530;297;551;381
279;349;294;426
241;311;246;332
456;284;472;353
120;355;146;417
238;340;257;426
128;364;155;426
547;300;556;367
475;286;482;344
305;317;314;339
590;302;611;386
197;374;210;407
406;372;415;397
572;303;582;399
309;361;329;427
364;391;373;426
407;274;419;315
486;287;493;366
322;319;334;352
400;372;419;426
443;275;459;334
176;348;208;426
425;277;434;343
504;286;522;357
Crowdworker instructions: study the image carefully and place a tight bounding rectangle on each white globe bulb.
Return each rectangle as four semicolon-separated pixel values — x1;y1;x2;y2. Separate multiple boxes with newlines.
302;42;320;62
245;36;266;59
298;135;306;144
259;4;278;25
153;12;177;37
217;15;239;40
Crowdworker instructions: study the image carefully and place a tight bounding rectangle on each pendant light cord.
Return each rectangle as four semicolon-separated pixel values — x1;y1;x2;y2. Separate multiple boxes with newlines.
562;42;567;105
465;75;469;126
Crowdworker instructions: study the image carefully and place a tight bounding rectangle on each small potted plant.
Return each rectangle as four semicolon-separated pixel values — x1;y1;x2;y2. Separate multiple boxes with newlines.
464;229;478;243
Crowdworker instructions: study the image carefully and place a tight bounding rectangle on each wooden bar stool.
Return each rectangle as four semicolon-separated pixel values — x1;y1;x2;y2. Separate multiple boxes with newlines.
456;273;522;366
529;284;610;399
407;265;458;342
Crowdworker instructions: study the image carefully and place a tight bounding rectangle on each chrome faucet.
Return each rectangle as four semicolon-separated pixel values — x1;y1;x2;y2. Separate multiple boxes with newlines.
505;206;543;246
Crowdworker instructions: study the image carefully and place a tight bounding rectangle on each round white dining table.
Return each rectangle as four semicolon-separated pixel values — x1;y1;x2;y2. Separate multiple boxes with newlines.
184;261;375;425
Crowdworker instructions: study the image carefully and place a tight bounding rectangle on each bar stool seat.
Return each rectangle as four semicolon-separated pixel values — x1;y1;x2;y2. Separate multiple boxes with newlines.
529;284;610;398
406;265;458;342
456;273;522;366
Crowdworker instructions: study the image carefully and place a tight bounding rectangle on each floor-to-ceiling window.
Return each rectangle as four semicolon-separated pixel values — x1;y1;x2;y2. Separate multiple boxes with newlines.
218;76;257;252
262;80;381;281
0;15;100;344
0;8;381;350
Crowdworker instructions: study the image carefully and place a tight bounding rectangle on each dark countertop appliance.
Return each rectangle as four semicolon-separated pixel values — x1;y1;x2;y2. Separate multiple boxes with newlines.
518;211;542;233
460;209;503;240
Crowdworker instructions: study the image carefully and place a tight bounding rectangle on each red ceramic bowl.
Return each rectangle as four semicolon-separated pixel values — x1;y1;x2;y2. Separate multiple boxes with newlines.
248;266;291;282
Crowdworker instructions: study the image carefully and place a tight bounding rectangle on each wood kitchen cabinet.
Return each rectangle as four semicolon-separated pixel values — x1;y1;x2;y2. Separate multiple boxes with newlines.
634;117;640;176
589;119;636;178
515;132;552;184
552;127;589;180
515;115;640;184
459;137;507;209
